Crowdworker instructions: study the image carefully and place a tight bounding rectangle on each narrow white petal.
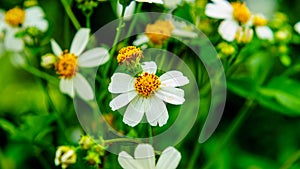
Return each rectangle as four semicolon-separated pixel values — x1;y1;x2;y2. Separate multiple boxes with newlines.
158;104;169;127
117;1;136;21
155;147;181;169
25;6;45;21
51;39;63;56
133;34;150;46
141;61;157;74
5;30;24;52
60;78;74;98
78;47;109;67
159;70;189;87
118;151;142;169
163;0;181;8
205;1;233;19
109;91;138;111
172;29;198;38
74;73;94;100
155;87;185;105
123;96;146;127
145;96;167;126
294;21;300;34
136;0;163;4
23;19;48;31
70;28;90;56
256;26;273;40
108;73;135;94
134;144;155;169
218;20;239;42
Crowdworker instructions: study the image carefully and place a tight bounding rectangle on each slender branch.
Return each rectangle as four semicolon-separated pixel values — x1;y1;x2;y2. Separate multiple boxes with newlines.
61;0;81;30
280;150;300;169
104;138;142;144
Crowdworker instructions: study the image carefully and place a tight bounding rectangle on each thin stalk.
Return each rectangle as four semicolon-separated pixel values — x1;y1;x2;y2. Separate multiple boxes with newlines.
280;150;300;169
187;141;202;169
61;0;81;30
124;2;143;43
148;125;153;144
85;10;93;28
202;99;256;169
22;65;59;84
104;138;142;144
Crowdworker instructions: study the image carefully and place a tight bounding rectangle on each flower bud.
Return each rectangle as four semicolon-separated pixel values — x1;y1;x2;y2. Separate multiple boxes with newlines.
54;146;76;169
41;53;56;68
79;135;94;150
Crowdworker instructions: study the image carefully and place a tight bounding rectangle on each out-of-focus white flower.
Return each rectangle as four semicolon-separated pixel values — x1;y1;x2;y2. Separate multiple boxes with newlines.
118;144;181;169
51;28;109;101
0;6;48;51
55;146;77;169
294;21;300;34
205;0;251;41
108;61;189;127
251;14;273;40
163;0;195;9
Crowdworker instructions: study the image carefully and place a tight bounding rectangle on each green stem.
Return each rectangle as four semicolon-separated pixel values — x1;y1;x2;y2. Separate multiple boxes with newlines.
104;138;142;144
202;99;256;169
124;2;143;43
61;0;81;30
85;10;93;28
148;125;153;144
187;141;201;169
280;150;300;169
22;65;59;85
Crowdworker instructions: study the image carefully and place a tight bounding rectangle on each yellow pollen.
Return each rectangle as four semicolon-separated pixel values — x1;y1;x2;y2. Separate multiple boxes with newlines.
117;46;143;64
145;20;174;45
253;15;268;26
231;2;251;24
134;72;161;98
55;50;78;79
5;7;26;27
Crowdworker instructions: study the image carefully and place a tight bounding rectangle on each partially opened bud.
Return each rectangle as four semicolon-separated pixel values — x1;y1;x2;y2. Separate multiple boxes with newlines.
54;146;77;169
235;27;253;44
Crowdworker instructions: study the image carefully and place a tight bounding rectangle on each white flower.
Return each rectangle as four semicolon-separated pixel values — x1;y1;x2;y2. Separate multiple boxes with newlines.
117;0;163;20
51;28;109;101
205;0;251;41
108;61;189;127
252;14;273;40
118;144;181;169
0;6;48;51
294;21;300;34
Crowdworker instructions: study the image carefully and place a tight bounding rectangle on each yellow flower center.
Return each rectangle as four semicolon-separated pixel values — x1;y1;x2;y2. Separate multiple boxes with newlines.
134;72;161;98
145;20;174;45
253;15;268;26
5;7;26;27
117;46;143;64
55;50;78;79
231;2;251;24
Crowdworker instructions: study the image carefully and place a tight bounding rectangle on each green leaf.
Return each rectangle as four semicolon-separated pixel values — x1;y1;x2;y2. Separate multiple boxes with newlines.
172;3;193;23
0;118;17;135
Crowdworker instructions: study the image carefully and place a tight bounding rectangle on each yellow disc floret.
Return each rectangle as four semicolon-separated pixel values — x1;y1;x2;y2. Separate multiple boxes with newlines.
5;7;26;27
145;20;174;45
117;46;143;64
253;15;268;26
55;50;78;79
231;2;251;24
134;72;161;98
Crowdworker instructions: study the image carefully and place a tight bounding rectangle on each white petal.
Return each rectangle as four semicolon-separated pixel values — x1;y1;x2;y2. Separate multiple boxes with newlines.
256;26;273;40
145;96;167;126
117;1;136;21
4;30;24;52
23;19;48;31
163;0;181;8
123;96;146;127
51;39;62;56
218;20;239;42
0;10;5;20
109;91;138;111
136;0;163;4
134;144;155;169
155;147;181;169
25;6;45;20
141;61;157;74
60;78;75;98
74;73;94;100
157;104;169;127
155;87;185;105
133;34;150;46
108;73;135;94
172;29;198;38
70;28;90;56
78;47;109;67
294;21;300;34
159;70;189;87
205;0;233;19
118;151;142;169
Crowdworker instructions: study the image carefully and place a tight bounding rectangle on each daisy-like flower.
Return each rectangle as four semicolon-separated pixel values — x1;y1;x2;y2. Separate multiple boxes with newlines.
133;19;197;46
0;6;48;51
252;14;273;40
55;146;77;169
118;144;181;169
108;61;189;127
294;21;300;34
51;28;109;101
205;0;251;41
